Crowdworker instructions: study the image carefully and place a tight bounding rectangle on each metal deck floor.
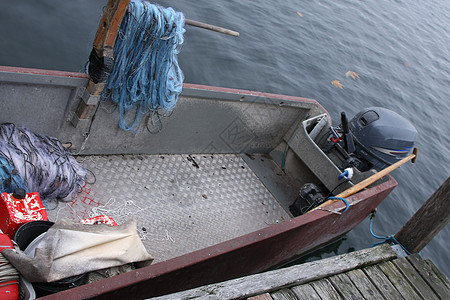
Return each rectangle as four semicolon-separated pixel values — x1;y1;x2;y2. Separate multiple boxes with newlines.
46;154;291;263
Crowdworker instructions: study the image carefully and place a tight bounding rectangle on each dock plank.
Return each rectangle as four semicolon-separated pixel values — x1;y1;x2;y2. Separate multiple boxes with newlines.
425;259;450;289
328;273;364;300
271;288;297;300
345;269;384;299
291;284;321;299
151;245;450;300
153;244;396;300
309;279;342;300
393;256;439;300
378;260;421;300
407;254;450;299
363;265;404;299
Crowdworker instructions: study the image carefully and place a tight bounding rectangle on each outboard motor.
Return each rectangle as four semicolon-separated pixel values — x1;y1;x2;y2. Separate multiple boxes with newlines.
290;107;417;217
322;107;417;172
347;107;417;171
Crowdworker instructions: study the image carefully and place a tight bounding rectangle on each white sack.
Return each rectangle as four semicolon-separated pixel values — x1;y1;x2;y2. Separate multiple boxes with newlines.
2;219;153;282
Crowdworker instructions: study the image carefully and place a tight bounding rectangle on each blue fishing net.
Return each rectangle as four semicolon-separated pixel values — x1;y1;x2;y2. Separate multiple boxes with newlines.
0;156;27;194
0;124;87;201
103;0;185;131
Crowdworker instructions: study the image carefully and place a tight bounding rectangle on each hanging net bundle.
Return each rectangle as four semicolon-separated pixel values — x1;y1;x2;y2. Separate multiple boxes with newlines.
103;0;185;131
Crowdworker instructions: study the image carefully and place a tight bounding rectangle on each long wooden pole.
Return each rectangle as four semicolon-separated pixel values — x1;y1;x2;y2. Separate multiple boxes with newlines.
312;148;418;212
185;19;240;37
395;177;450;253
72;0;130;126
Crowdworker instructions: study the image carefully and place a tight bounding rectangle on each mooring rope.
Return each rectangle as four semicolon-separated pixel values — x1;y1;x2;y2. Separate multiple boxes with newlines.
102;0;185;132
369;211;411;254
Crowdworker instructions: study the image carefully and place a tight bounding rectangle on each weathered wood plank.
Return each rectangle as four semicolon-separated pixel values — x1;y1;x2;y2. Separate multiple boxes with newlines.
271;288;297;300
425;259;450;290
248;293;273;300
407;254;450;299
345;269;383;299
363;265;404;299
395;177;450;253
154;244;397;300
291;284;321;300
393;257;439;300
309;279;342;300
328;273;363;300
378;260;421;300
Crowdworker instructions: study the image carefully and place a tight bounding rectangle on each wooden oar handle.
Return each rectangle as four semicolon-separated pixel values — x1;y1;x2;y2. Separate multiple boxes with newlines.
311;148;418;212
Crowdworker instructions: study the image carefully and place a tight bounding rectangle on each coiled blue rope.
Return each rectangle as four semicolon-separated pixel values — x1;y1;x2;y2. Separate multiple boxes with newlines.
103;0;185;131
369;211;411;254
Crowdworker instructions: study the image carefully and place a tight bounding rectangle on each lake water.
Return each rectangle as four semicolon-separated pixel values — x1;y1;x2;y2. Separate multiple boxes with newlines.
0;0;448;276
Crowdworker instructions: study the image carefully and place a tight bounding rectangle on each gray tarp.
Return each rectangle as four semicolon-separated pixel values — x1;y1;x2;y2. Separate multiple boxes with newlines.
2;219;154;282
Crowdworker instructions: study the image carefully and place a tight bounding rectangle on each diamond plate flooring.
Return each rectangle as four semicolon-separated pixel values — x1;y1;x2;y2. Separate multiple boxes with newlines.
46;154;291;263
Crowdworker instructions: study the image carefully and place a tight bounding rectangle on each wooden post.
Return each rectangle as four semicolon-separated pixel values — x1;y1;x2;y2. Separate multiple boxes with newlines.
395;177;450;253
71;0;130;127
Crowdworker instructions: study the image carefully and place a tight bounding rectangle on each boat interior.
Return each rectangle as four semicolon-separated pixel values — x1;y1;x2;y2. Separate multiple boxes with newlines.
1;69;355;263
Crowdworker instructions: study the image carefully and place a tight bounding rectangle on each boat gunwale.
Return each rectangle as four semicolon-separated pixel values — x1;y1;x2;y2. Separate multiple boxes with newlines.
0;66;90;79
0;66;328;115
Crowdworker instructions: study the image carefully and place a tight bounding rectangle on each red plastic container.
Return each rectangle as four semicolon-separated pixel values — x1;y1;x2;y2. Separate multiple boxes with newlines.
0;233;19;300
0;189;48;239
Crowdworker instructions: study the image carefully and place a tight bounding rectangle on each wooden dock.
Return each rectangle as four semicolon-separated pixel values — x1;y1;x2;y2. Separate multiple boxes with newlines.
153;244;450;300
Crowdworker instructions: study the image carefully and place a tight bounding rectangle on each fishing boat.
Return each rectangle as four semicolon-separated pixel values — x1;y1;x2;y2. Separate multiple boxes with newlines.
0;0;417;299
